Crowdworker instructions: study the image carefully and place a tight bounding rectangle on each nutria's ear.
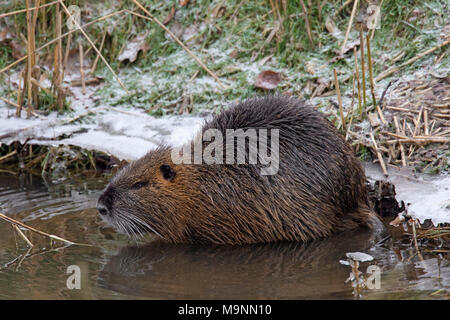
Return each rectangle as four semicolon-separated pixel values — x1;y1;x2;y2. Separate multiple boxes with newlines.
160;164;176;181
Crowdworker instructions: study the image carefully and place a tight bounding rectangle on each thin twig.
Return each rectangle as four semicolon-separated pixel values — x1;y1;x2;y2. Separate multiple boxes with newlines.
79;42;86;95
378;80;393;108
14;225;34;247
366;34;377;108
0;150;18;162
130;1;226;89
0;0;58;19
393;116;407;167
90;31;106;74
376;39;450;82
58;0;129;94
333;69;346;132
299;0;313;47
359;25;367;106
340;0;358;55
353;47;362;115
0;212;90;246
370;132;388;176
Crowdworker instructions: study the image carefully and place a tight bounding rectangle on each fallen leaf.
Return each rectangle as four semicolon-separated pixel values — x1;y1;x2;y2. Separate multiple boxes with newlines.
254;70;281;90
117;32;149;63
0;29;13;42
163;6;176;25
311;77;333;97
306;61;315;75
334;39;360;55
325;16;342;39
0;28;24;59
180;0;189;7
228;49;238;59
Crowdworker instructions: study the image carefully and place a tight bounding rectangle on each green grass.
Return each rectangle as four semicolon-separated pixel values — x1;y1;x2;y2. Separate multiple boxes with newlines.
0;0;448;114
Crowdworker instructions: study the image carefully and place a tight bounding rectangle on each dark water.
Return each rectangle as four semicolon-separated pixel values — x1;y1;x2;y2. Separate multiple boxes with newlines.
0;173;448;299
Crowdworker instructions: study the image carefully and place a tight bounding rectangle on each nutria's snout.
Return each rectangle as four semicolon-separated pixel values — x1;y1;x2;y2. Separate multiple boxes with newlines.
97;187;114;217
97;196;108;216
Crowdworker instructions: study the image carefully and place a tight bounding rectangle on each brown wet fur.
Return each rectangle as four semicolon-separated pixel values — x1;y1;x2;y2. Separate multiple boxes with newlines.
97;96;384;245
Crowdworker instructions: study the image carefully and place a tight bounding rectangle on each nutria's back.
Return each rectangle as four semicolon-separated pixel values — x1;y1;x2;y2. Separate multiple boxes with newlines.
97;96;382;244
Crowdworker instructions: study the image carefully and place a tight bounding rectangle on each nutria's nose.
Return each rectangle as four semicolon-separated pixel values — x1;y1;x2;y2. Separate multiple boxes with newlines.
97;191;112;216
97;203;109;216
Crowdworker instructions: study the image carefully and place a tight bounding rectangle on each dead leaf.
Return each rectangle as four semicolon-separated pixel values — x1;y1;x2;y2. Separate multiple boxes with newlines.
0;29;13;42
334;39;360;55
258;55;273;66
117;33;149;63
0;28;24;59
228;49;238;59
163;6;176;25
306;61;315;75
254;70;281;90
180;0;189;7
325;16;342;39
312;77;332;97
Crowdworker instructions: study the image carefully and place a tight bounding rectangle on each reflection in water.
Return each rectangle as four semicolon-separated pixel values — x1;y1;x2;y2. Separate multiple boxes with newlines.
0;173;448;299
98;231;382;299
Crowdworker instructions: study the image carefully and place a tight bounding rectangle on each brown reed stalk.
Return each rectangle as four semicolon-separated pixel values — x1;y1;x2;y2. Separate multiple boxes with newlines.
90;31;106;74
370;132;388;176
30;0;41;112
79;42;86;95
25;0;34;118
299;0;313;47
0;10;126;76
333;68;346;132
340;0;358;55
41;0;47;36
393;116;407;167
62;32;72;79
269;0;277;21
366;34;377;108
359;24;367;106
16;70;25;116
53;3;64;111
353;47;362;116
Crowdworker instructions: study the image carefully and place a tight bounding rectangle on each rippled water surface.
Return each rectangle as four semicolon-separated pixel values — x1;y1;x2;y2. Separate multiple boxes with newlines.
0;173;448;299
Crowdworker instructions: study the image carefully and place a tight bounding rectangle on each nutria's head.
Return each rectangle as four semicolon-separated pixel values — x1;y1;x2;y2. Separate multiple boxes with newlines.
97;146;198;242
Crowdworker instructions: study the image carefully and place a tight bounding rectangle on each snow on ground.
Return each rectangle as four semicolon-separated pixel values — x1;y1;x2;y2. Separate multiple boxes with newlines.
0;102;204;161
365;164;450;226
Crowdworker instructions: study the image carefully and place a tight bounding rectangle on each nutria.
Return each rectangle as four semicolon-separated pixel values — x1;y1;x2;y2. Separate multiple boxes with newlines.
97;96;384;245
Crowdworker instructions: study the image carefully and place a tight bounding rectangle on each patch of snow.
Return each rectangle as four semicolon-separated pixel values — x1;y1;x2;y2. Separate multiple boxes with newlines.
0;103;203;161
345;252;374;262
365;163;450;225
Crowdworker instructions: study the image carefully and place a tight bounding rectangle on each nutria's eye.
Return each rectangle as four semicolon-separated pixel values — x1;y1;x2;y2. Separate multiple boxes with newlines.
131;181;148;189
160;164;176;181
